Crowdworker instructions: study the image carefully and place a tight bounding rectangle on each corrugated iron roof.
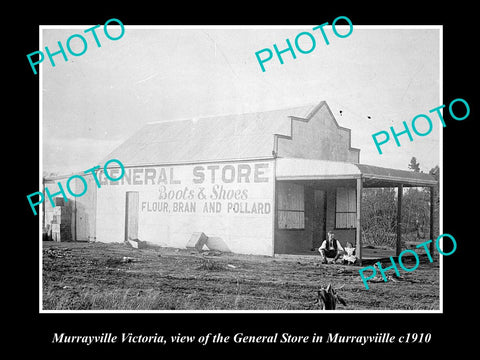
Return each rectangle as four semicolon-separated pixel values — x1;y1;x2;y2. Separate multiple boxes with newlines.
101;104;317;166
276;158;437;187
355;163;437;187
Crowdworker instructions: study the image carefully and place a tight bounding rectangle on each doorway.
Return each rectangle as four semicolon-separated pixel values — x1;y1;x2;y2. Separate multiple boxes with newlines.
313;189;326;249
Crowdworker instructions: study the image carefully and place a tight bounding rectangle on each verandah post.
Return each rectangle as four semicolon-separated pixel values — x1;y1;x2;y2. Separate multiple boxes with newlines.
429;185;435;255
356;177;363;265
396;184;403;256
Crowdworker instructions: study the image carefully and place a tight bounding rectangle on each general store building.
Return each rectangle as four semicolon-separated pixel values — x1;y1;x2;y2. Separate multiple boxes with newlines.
43;101;438;263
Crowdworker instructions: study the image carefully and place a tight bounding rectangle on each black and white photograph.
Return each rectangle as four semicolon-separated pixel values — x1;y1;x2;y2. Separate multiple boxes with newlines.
39;24;441;312
14;4;476;355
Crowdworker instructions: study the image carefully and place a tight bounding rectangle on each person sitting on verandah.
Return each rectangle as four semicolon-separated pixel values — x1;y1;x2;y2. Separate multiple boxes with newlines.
318;230;344;264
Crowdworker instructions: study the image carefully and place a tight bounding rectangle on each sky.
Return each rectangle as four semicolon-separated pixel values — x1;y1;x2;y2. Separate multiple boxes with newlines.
41;25;441;176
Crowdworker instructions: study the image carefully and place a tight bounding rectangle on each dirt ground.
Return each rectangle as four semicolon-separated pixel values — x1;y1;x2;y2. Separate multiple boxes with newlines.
42;241;440;311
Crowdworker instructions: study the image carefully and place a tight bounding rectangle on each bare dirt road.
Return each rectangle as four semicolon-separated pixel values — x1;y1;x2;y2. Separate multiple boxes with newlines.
42;241;439;311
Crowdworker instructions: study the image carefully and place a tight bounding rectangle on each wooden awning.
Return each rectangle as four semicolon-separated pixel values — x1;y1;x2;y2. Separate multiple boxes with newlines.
276;158;437;187
355;163;437;187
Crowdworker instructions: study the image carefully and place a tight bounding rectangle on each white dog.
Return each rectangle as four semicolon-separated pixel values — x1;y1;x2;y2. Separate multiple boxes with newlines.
342;242;357;265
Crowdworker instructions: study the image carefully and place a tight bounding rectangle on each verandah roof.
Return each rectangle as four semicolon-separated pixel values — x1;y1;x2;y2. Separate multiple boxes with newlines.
275;158;437;187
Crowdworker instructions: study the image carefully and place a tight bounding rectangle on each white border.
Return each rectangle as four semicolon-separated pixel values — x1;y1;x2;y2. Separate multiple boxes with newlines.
39;24;443;314
438;26;444;313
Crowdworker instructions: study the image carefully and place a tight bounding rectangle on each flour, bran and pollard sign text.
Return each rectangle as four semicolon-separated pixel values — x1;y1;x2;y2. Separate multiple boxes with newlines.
98;162;273;216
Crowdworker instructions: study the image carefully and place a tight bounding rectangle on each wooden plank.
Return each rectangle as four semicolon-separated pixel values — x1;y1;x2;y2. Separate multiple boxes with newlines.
206;236;231;252
186;232;208;251
396;184;403;256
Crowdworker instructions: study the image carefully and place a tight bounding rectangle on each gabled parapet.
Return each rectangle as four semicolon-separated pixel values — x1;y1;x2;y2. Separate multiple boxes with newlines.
274;101;360;163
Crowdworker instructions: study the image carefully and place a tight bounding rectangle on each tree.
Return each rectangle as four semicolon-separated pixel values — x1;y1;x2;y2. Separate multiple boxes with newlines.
429;165;440;181
408;157;421;172
361;188;398;247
